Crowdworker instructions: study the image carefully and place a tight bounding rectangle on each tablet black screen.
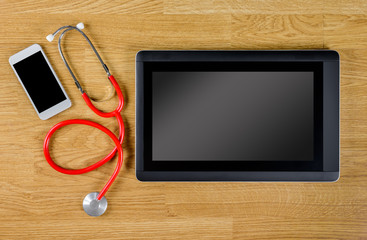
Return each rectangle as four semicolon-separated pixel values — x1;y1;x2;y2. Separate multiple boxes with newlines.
152;71;314;161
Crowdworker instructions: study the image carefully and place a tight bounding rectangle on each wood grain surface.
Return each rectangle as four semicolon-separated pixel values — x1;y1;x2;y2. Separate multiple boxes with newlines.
0;0;366;239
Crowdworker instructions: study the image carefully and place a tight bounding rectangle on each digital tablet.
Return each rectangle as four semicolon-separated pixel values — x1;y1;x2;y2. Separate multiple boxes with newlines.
136;50;339;181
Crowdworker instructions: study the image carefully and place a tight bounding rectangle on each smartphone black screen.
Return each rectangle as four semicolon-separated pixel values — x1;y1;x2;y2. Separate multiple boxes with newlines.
13;51;66;113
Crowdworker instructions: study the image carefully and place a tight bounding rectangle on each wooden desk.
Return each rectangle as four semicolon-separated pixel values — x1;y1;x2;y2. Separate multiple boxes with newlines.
0;1;366;239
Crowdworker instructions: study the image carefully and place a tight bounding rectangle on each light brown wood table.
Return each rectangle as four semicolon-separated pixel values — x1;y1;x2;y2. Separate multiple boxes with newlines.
0;1;366;239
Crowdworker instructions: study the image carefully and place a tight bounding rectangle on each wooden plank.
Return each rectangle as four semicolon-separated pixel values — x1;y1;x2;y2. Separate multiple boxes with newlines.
0;0;164;14
164;0;367;14
233;217;367;239
230;15;324;49
324;15;367;49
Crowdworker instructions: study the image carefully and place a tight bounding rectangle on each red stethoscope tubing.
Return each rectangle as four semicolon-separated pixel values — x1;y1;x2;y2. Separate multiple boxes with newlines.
43;75;124;201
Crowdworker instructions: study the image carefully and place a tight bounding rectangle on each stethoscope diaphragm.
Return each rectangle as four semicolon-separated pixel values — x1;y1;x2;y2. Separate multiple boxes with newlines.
83;192;108;217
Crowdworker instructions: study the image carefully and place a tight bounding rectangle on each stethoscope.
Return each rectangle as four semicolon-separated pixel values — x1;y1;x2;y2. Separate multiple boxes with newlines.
43;23;125;217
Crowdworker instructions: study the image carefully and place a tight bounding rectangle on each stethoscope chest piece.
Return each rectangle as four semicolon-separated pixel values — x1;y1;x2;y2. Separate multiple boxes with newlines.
83;192;108;217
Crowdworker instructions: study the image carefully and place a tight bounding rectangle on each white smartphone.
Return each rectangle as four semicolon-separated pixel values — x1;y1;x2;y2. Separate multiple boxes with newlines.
9;44;71;120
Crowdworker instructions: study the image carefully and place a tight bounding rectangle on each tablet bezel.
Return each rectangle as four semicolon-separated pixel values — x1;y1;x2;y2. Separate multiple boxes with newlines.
136;50;339;181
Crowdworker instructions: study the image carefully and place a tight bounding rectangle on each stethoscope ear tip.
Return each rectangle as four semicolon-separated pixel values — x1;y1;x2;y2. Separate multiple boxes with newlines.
46;34;54;42
76;22;84;30
83;192;108;217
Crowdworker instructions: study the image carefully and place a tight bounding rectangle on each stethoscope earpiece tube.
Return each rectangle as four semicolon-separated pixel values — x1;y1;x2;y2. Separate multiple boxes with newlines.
43;23;125;217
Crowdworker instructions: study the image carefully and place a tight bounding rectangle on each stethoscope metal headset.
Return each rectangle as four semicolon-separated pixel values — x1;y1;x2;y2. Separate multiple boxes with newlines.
43;23;125;217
